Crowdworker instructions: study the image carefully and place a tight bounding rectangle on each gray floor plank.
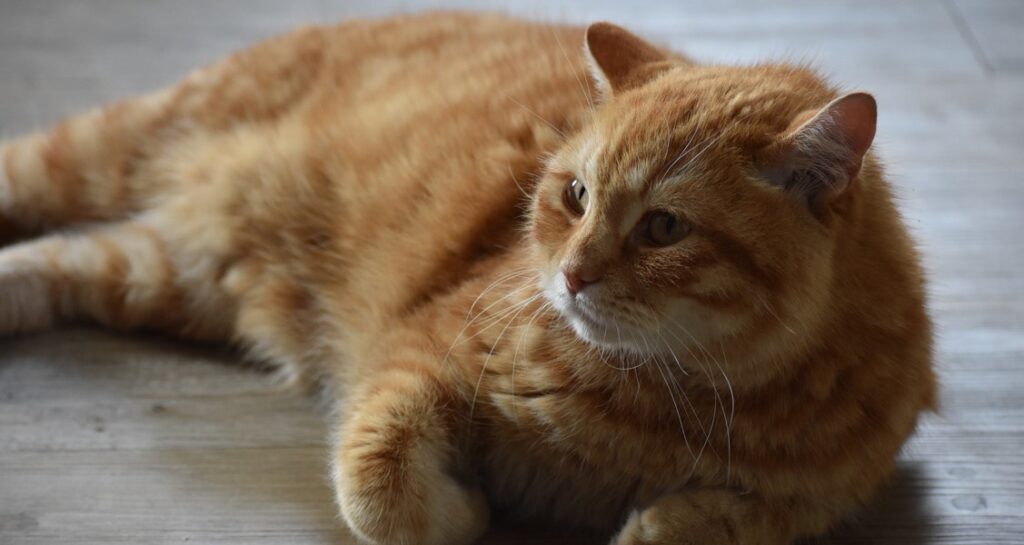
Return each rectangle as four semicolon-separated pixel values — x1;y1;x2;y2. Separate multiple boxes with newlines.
952;0;1024;74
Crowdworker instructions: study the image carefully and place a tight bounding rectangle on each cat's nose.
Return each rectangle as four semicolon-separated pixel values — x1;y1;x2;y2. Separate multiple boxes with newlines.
563;268;600;296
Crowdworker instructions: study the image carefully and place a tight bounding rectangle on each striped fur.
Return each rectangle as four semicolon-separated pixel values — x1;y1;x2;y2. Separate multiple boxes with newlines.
0;13;935;545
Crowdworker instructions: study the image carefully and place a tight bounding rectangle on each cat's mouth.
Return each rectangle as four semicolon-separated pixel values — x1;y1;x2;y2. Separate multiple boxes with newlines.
540;274;656;353
565;300;608;331
558;294;653;353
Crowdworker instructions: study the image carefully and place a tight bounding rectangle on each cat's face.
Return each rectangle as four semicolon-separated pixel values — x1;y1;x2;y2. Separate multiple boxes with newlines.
529;24;877;362
531;83;794;356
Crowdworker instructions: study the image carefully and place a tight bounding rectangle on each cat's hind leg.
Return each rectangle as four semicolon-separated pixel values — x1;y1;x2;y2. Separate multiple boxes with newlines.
0;219;233;340
0;25;327;240
0;92;182;237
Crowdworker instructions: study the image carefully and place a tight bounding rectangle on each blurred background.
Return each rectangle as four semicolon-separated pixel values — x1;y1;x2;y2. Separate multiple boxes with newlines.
0;1;1022;544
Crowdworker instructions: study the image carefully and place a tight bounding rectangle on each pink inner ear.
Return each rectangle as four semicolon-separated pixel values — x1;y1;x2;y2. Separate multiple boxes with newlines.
831;93;877;158
766;93;879;208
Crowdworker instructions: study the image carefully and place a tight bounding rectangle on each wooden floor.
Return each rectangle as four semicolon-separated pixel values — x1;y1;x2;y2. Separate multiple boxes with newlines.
1;1;1022;544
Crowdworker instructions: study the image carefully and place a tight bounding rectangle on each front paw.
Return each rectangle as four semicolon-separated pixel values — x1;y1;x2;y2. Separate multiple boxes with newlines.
337;465;488;545
334;431;489;545
610;490;747;545
610;509;660;545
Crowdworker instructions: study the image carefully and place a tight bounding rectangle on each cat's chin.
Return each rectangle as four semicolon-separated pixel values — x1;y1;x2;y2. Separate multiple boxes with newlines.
559;303;654;356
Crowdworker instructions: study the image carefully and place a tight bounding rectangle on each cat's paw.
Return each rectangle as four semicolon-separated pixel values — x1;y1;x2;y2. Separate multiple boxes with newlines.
610;490;749;545
609;509;659;545
334;432;489;545
337;468;488;545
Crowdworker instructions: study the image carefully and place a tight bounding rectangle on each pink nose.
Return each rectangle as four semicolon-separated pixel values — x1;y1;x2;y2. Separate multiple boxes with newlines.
563;268;599;296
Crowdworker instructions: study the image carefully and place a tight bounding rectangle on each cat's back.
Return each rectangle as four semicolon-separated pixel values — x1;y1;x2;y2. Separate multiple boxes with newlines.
306;13;592;318
307;12;589;122
182;13;596;342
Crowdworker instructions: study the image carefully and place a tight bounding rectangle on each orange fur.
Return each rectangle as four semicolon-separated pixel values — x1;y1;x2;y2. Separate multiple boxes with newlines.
0;12;935;545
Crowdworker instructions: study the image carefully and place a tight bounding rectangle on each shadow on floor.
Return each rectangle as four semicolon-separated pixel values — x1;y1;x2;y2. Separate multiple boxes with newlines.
812;461;936;545
485;461;938;544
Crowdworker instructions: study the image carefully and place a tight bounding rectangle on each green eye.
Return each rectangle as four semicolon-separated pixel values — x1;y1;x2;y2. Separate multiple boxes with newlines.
564;178;588;215
642;211;689;247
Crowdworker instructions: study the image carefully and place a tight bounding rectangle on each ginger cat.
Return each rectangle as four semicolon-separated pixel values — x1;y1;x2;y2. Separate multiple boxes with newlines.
0;12;935;545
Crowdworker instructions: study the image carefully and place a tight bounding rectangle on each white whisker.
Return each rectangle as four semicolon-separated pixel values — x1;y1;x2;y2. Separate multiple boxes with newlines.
509;97;566;139
757;292;797;336
507;164;531;200
468;292;544;422
443;274;535;363
718;339;735;483
647;329;712;459
655;114;704;186
657;311;735;480
510;300;552;423
550;25;594;112
651;357;695;458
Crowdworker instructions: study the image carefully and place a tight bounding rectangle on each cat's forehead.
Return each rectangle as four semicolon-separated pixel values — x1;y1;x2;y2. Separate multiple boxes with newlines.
572;69;825;192
575;118;717;193
577;135;658;190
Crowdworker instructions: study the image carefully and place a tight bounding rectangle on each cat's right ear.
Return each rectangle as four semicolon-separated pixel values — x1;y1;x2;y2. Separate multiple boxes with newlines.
584;22;671;100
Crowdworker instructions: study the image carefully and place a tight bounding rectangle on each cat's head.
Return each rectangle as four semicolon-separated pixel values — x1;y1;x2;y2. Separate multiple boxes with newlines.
529;23;877;368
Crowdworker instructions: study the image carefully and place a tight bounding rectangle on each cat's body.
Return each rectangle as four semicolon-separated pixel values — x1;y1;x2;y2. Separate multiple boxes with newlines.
0;12;935;545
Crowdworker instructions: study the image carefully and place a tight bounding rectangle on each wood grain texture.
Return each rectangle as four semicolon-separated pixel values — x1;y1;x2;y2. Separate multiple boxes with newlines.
1;1;1022;544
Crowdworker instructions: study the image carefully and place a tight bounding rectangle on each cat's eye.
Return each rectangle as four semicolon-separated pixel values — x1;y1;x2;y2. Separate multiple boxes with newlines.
563;178;588;215
641;211;689;247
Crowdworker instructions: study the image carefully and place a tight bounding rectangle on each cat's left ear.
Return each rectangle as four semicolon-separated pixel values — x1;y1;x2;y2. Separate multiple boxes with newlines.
762;92;877;213
584;22;671;99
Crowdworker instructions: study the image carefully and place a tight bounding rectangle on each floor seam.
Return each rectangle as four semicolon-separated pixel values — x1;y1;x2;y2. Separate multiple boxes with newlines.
942;0;996;77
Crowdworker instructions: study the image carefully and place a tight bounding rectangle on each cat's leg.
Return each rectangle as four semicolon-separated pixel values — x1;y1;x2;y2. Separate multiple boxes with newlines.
333;358;489;545
0;219;232;340
0;26;325;237
610;489;832;545
0;91;183;236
